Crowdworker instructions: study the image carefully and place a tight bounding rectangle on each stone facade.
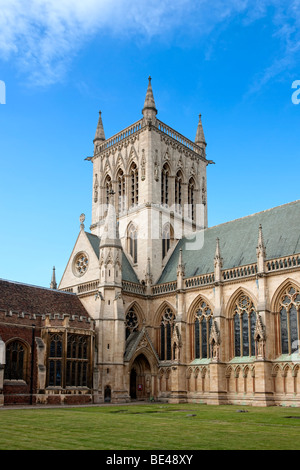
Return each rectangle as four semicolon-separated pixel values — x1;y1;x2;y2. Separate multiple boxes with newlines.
1;78;300;407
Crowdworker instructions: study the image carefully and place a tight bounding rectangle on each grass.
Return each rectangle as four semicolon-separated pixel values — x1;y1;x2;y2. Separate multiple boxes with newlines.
1;403;300;450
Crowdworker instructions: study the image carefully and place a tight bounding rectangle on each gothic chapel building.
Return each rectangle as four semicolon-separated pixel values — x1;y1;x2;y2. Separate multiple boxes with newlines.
1;78;300;407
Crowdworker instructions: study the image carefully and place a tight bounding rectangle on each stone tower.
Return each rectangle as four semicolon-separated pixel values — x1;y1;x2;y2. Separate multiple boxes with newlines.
89;77;209;283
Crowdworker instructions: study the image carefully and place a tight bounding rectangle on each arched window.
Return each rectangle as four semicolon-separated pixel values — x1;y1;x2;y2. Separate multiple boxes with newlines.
160;308;175;360
233;294;256;357
104;175;112;206
117;169;125;213
48;333;63;386
278;285;300;355
128;224;138;264
175;170;182;212
161;163;170;206
188;177;195;221
125;307;139;339
194;300;213;359
66;335;89;387
162;223;174;259
130;163;138;206
5;340;27;381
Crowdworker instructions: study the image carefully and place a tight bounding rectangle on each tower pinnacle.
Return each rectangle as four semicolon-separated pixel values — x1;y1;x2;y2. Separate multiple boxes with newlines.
93;110;105;143
50;266;57;290
142;76;157;121
195;114;206;149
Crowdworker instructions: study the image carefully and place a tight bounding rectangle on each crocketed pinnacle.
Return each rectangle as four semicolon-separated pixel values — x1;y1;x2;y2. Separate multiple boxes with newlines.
94;110;105;143
142;76;157;117
195;114;206;147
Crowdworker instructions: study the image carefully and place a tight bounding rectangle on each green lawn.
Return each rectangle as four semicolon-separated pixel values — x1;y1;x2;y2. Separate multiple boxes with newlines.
1;403;300;450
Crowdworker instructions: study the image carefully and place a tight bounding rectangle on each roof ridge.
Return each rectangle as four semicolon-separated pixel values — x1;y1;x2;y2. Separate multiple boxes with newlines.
206;199;300;233
0;278;76;295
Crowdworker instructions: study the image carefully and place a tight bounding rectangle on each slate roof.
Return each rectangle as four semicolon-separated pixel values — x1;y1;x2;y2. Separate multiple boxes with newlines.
85;232;139;284
0;278;90;317
158;200;300;284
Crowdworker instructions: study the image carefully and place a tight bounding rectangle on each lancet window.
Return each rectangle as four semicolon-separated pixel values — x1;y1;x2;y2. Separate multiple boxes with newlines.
66;335;89;387
175;170;182;212
161;163;170;206
128;223;138;264
160;308;176;360
104;175;113;206
194;300;213;359
278;285;300;355
233;294;256;357
188;177;195;221
117;169;125;213
130;163;138;206
162;223;173;259
48;333;63;387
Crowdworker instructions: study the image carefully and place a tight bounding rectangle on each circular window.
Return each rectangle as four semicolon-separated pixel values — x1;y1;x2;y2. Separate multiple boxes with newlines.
73;252;89;276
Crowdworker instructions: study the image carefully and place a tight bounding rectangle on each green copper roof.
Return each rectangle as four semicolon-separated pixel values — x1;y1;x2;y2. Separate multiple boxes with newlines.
85;232;139;284
158;200;300;284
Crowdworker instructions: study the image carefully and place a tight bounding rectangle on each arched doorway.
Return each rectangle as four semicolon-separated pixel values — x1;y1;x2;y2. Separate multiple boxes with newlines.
130;354;152;400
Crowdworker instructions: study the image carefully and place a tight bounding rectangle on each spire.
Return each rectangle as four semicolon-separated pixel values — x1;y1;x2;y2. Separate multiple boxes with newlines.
142;76;157;122
93;111;105;143
50;266;57;290
100;190;121;249
195;114;206;148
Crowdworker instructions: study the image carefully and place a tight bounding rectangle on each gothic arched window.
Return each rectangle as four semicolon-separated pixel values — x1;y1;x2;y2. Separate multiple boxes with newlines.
233;294;256;357
161;163;170;206
130;163;138;206
188;177;195;221
194;300;213;359
160;308;175;360
128;223;138;264
104;175;113;206
162;223;174;259
125;307;139;339
175;170;182;212
5;340;27;381
278;285;300;355
117;169;125;213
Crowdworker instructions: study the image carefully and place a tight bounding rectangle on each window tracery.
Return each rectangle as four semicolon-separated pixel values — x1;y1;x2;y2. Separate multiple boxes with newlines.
128;224;138;264
175;170;182;212
160;308;175;360
188;177;195;220
278;285;300;355
233;294;256;357
125;307;139;339
193;300;213;359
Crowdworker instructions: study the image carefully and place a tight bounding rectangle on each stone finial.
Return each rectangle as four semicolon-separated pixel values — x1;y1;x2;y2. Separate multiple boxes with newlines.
80;213;85;231
93;110;105;143
142;76;157;121
50;266;57;290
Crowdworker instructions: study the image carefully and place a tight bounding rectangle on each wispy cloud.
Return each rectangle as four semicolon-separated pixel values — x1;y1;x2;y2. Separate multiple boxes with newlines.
0;0;299;87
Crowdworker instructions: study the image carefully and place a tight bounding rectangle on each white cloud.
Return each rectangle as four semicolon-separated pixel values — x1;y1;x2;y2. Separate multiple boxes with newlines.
0;0;299;87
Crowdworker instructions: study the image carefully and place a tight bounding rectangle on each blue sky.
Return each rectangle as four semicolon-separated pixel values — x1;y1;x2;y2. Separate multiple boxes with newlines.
0;0;299;287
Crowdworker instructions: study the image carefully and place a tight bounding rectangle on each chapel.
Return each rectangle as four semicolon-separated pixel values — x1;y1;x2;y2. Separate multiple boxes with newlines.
1;78;300;406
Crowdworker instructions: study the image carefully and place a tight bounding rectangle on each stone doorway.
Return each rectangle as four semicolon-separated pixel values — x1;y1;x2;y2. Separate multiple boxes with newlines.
130;354;152;400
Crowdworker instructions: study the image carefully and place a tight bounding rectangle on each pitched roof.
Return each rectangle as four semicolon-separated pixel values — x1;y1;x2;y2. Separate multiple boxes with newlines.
0;278;90;317
85;232;139;284
158;200;300;284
